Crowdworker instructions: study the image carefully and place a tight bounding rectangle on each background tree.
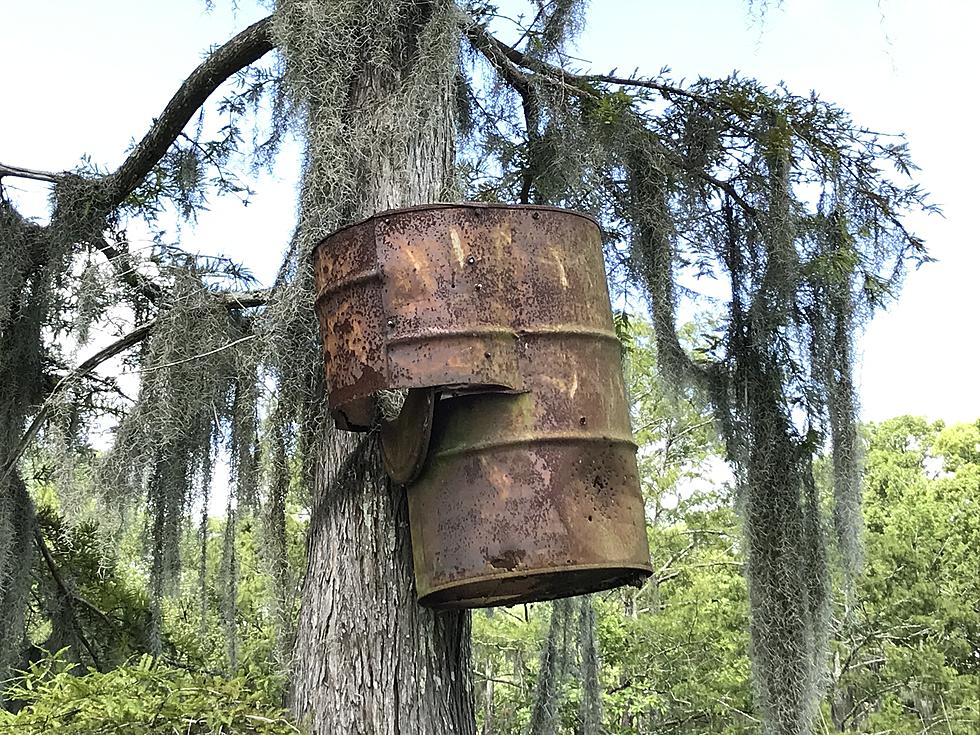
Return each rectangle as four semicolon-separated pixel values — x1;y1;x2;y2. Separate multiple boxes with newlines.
828;417;980;734
0;2;935;734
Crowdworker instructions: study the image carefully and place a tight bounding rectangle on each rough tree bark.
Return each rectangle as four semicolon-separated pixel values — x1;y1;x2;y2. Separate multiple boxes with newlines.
291;440;474;733
287;3;475;732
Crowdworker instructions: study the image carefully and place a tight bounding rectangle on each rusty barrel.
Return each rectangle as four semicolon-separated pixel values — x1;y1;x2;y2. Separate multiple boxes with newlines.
412;337;651;607
312;203;652;607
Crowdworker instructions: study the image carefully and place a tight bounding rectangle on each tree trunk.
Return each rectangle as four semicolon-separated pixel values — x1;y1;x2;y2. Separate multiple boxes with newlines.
286;2;474;732
291;439;474;733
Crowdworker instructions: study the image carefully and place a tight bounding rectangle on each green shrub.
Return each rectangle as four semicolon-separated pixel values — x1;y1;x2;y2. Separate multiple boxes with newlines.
0;652;301;734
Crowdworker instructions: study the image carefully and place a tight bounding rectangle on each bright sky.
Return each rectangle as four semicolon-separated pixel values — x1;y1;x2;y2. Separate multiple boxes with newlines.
1;0;977;424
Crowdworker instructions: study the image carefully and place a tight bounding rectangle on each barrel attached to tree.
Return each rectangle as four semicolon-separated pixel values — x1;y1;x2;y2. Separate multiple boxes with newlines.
312;203;651;607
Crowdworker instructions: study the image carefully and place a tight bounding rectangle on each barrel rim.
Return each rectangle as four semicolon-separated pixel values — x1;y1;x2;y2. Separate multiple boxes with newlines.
310;202;601;259
417;562;654;609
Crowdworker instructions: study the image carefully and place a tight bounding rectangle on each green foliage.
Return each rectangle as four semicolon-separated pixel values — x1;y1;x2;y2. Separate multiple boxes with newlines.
932;420;980;472
1;463;308;728
8;450;306;693
163;508;305;687
0;652;299;734
28;501;154;672
829;417;980;734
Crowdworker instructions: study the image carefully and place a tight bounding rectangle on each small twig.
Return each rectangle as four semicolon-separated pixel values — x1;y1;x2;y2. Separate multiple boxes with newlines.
472;671;527;690
495;606;528;624
581;72;700;101
939;695;954;735
655;541;697;580
128;334;256;375
710;696;761;724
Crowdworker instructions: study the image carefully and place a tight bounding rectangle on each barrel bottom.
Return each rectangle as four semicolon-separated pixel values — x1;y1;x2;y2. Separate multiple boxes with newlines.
418;564;651;608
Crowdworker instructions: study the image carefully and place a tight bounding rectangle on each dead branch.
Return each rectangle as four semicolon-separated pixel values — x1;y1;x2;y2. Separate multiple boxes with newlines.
0;162;60;183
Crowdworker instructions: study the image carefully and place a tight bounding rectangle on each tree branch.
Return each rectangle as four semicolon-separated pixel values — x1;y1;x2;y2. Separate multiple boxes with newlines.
472;671;527;690
3;17;274;206
214;288;272;308
34;525;107;672
94;236;273;309
104;15;275;209
0;162;60;183
1;283;269;481
464;18;544;204
655;541;697;581
93;235;164;303
464;19;695;103
3;17;277;307
1;321;156;484
0;19;278;476
466;19;762;225
89;17;275;305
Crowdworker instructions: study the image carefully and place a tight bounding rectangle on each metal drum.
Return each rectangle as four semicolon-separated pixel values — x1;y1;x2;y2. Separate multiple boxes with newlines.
312;204;652;607
409;335;651;607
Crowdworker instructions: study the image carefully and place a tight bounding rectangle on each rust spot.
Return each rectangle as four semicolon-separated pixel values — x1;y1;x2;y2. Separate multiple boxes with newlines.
488;549;526;571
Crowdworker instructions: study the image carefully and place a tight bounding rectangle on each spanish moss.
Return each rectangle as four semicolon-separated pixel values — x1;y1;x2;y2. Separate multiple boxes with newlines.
527;598;575;735
98;269;259;638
